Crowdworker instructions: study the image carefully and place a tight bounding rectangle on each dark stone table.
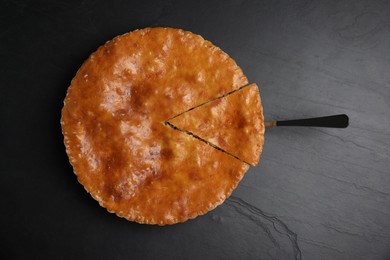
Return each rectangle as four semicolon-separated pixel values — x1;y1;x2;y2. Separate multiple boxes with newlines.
1;0;389;259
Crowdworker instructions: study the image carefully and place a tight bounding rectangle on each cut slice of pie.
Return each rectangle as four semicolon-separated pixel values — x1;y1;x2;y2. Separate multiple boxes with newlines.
167;83;264;166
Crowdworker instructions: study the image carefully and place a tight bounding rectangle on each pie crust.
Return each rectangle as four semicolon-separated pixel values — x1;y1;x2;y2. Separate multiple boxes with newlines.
61;27;261;225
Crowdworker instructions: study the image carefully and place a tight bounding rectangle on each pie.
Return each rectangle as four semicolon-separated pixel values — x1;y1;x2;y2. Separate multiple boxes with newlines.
61;27;264;225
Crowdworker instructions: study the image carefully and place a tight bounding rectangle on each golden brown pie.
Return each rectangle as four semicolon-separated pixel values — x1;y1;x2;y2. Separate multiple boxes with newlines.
61;27;263;225
168;83;264;166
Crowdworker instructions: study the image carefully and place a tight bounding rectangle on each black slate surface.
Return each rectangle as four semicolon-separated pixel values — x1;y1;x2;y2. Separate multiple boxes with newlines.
1;0;389;259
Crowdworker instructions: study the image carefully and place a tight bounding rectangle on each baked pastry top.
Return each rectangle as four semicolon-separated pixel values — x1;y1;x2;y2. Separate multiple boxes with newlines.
61;27;262;225
168;83;264;166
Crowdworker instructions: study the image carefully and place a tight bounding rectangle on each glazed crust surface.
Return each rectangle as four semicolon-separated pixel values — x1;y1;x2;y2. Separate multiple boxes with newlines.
169;84;265;166
61;28;252;225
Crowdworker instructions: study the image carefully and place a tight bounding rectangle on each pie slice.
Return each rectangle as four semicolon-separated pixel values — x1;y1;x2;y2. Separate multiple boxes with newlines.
167;83;264;166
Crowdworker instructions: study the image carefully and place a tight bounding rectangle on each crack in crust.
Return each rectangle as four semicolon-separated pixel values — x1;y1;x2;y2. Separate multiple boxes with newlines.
165;83;252;121
164;121;250;165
